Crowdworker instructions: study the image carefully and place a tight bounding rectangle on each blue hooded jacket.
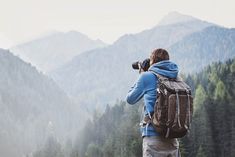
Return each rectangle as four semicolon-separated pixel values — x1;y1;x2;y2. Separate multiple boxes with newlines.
126;60;179;137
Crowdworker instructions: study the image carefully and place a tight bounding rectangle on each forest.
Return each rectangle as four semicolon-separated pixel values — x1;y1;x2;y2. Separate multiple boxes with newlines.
33;58;235;157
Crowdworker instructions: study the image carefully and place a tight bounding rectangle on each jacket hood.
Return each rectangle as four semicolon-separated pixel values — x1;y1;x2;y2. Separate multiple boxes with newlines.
148;60;179;78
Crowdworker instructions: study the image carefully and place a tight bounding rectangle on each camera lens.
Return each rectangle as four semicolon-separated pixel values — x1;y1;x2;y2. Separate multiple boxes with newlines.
132;61;140;70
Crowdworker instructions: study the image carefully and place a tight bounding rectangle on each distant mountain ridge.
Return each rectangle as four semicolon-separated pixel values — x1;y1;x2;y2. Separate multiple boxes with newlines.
10;31;107;72
158;11;208;26
0;49;85;157
50;12;216;110
169;26;235;73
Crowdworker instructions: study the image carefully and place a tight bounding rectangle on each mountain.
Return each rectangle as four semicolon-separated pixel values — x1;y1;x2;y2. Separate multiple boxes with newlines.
0;49;85;157
169;26;235;73
10;31;107;72
158;11;208;26
113;12;212;54
49;12;214;110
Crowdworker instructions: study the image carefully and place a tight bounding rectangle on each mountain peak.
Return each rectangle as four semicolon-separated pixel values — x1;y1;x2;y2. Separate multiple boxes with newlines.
10;30;107;72
158;11;200;26
66;30;87;37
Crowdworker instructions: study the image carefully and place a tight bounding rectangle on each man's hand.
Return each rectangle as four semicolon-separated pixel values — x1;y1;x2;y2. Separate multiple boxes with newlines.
138;62;144;74
139;68;145;74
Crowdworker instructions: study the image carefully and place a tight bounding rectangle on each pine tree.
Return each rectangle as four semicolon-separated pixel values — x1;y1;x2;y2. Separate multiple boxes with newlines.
194;85;207;111
33;136;64;157
85;143;103;157
214;80;226;100
196;146;206;157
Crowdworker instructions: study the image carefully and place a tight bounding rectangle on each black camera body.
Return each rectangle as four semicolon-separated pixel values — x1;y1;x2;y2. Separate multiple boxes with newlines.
132;58;150;72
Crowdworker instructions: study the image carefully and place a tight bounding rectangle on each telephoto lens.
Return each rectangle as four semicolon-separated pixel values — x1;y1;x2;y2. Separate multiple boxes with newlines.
132;61;140;70
132;58;150;71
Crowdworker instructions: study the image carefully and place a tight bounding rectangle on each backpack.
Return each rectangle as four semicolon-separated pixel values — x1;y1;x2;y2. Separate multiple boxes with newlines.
148;71;193;138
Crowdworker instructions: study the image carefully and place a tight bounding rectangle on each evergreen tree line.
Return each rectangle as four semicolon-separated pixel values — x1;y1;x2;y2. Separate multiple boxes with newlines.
182;58;235;157
33;58;235;157
70;101;143;157
33;101;143;157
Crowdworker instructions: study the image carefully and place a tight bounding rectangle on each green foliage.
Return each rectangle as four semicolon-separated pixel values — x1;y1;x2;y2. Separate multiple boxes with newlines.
72;101;142;157
179;139;186;157
214;80;226;100
86;143;103;157
183;57;235;157
196;146;207;157
194;85;207;111
208;69;219;85
33;136;64;157
230;61;235;73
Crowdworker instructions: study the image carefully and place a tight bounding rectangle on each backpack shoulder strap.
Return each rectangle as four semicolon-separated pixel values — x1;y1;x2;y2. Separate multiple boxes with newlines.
149;70;182;82
148;70;168;82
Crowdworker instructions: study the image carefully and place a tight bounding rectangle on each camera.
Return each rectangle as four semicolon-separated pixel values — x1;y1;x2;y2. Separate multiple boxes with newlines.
132;58;150;72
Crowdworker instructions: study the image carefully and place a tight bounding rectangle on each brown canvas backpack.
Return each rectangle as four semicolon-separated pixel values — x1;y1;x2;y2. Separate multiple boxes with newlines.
149;71;193;138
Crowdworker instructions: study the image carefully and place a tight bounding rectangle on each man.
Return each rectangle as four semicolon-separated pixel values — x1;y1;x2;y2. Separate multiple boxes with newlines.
126;48;181;157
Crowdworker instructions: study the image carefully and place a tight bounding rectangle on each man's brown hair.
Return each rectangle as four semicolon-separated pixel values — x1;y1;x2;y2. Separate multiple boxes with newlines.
150;48;170;64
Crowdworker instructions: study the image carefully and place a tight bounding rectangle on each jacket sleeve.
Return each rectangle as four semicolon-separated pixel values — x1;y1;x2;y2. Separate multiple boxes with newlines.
126;74;145;104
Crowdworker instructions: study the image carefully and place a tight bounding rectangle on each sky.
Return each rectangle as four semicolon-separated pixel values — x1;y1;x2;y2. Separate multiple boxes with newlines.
0;0;235;48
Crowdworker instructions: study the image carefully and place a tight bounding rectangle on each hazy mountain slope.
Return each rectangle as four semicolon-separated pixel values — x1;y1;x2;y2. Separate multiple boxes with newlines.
10;31;107;72
49;12;213;110
169;26;235;73
113;14;212;56
0;49;84;157
158;11;208;26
